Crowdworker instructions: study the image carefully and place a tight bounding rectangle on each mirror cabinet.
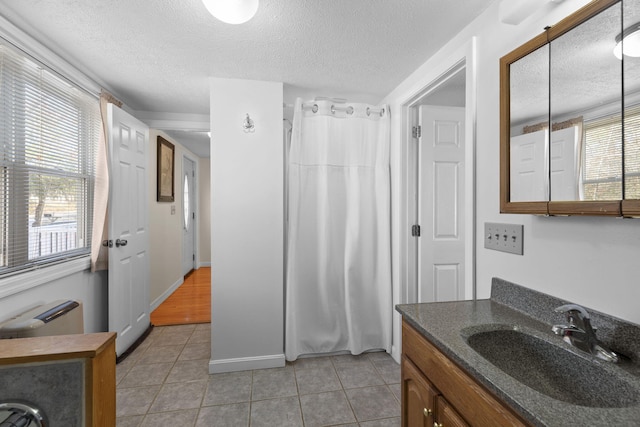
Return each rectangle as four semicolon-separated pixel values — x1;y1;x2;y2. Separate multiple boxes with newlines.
500;0;640;216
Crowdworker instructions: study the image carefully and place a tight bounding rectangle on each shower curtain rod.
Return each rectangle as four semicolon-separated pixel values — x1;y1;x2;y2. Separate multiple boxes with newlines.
282;102;386;116
283;97;346;109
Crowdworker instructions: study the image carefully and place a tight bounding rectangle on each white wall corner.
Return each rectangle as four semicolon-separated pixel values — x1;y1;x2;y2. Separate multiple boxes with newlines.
209;77;284;368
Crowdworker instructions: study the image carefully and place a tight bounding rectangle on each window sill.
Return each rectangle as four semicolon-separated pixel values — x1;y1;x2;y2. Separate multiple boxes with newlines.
0;256;91;299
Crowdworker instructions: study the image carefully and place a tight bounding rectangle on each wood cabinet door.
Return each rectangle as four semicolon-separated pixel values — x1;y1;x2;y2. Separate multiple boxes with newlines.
402;356;439;427
436;396;470;427
403;321;530;427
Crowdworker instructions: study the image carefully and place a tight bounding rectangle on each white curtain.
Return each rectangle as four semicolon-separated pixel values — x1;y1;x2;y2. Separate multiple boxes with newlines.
90;91;122;272
285;98;392;361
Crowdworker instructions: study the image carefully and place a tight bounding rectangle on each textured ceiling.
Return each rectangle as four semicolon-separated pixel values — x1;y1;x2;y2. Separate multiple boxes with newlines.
0;0;495;117
511;0;640;126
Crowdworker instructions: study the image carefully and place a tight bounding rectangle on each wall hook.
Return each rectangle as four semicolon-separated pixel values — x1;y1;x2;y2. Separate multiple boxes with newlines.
243;113;255;133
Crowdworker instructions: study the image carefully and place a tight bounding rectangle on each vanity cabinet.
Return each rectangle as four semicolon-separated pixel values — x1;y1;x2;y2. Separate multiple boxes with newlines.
401;320;531;427
402;355;441;427
436;396;469;427
402;355;468;427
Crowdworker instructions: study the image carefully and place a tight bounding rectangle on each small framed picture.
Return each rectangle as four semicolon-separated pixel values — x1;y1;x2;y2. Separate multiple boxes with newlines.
157;136;175;202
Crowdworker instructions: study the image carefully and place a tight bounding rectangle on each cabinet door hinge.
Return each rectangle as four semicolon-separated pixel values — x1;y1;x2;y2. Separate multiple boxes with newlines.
412;125;422;139
411;224;421;237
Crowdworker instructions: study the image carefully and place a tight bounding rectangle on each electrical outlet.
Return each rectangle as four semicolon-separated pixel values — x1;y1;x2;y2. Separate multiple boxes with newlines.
484;222;524;255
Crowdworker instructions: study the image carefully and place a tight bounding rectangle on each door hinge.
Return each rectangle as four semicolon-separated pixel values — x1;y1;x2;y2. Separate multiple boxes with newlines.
192;212;195;219
411;224;421;237
193;254;195;261
412;125;421;139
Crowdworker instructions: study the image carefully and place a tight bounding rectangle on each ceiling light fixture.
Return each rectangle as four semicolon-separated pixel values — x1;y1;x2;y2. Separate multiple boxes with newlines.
201;0;258;24
614;22;640;60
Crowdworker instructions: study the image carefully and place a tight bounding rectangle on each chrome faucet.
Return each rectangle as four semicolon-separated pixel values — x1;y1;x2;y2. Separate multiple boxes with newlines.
552;304;619;363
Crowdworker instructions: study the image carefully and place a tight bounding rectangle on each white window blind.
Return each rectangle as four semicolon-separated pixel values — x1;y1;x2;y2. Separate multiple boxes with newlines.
582;113;623;200
0;40;100;277
582;105;640;200
624;105;640;199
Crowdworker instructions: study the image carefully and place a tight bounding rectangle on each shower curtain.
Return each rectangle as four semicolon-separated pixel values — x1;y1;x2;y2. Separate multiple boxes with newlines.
285;98;392;361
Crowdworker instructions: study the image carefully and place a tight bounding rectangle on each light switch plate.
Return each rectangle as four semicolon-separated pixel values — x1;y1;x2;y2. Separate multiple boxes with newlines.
484;222;524;255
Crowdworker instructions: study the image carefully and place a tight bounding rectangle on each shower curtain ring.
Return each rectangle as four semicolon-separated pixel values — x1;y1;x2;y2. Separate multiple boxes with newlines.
312;104;319;113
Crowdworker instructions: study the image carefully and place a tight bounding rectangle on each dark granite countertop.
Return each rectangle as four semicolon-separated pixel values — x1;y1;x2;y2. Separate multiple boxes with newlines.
396;278;640;427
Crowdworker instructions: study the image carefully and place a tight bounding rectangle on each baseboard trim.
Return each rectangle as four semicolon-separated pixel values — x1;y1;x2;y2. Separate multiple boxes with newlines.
150;277;184;312
209;353;285;373
197;262;211;268
391;344;401;364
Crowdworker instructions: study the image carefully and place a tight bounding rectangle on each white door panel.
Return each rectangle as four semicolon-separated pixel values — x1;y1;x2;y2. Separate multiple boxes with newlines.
551;126;580;201
107;104;150;357
434;264;460;302
418;106;465;303
510;130;548;201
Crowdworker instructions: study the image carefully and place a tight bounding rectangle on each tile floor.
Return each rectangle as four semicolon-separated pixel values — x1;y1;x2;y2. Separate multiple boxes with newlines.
116;324;401;427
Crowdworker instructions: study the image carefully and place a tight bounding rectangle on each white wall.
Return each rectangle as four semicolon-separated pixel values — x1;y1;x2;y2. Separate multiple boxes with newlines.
198;158;212;266
0;267;107;333
385;0;640;337
210;78;284;372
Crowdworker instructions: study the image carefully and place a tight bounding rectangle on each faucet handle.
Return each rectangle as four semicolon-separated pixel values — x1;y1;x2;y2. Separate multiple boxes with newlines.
554;304;590;320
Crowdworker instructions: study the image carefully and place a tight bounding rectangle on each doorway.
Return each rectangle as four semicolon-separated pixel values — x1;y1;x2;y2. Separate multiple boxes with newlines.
406;61;476;303
182;156;197;276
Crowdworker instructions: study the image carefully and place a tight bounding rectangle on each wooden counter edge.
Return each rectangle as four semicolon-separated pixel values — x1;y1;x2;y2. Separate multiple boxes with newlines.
85;335;116;427
0;332;116;365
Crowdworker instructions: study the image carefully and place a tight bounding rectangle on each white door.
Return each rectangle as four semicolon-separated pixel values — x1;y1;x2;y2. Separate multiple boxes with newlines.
182;156;196;275
418;105;465;302
550;126;580;201
107;104;150;357
510;130;548;201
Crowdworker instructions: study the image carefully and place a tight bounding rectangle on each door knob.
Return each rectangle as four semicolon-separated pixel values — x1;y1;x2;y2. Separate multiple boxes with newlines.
102;240;113;248
115;239;128;247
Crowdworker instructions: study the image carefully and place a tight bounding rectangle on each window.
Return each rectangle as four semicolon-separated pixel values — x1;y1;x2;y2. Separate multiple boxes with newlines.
624;106;640;199
582;115;623;200
0;41;100;277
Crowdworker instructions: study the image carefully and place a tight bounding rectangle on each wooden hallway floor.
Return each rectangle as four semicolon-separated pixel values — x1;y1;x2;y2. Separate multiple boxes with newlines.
150;267;211;326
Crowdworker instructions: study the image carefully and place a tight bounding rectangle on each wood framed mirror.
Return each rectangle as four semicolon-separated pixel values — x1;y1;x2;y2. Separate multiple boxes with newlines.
500;0;640;216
